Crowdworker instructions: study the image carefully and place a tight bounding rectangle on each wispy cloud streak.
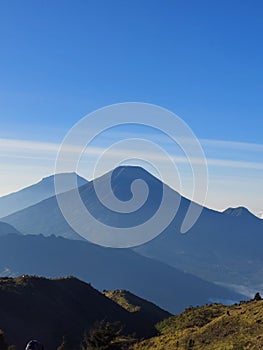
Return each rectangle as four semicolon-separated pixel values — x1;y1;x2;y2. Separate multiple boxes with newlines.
1;137;262;170
0;136;262;216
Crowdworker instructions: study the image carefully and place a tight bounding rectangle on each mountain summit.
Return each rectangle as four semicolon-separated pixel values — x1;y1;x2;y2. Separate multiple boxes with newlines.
223;206;258;219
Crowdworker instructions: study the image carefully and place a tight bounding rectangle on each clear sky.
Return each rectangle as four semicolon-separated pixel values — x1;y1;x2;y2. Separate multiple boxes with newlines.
0;0;262;217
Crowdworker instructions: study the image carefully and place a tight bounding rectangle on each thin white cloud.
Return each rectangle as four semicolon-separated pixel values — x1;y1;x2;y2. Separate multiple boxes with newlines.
0;138;59;152
201;138;263;152
88;130;263;153
1;137;263;170
206;158;263;170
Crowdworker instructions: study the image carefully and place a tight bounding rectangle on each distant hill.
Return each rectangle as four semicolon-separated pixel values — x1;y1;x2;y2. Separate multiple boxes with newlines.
0;172;87;218
136;199;263;297
0;234;245;314
133;298;263;349
223;206;256;218
0;275;168;349
0;221;20;237
2;166;263;294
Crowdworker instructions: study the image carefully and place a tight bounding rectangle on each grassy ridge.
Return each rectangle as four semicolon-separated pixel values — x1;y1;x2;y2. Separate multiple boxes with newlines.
104;289;171;320
133;300;263;350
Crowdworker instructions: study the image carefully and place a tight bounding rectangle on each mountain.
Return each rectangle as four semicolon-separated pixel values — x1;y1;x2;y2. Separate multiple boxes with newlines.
132;298;263;349
0;221;20;237
2;166;263;294
0;172;87;218
135;199;263;296
0;275;168;349
223;206;256;218
1;166;174;240
0;234;244;314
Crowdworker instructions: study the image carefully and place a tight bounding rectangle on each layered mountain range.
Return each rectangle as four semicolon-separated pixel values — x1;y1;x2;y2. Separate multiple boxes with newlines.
0;166;262;311
0;233;242;314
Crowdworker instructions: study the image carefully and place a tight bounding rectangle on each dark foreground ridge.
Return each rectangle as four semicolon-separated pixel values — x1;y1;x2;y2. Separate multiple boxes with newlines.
0;275;170;349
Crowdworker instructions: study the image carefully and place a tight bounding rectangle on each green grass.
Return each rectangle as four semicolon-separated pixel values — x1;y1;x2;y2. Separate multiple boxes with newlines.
104;290;141;313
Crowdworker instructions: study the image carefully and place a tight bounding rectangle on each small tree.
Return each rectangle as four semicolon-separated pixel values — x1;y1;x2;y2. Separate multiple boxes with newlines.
186;339;195;349
81;320;132;350
57;336;72;350
0;330;9;350
253;292;262;301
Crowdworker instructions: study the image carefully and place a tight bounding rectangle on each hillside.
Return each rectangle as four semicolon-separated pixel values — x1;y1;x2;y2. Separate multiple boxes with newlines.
0;278;261;350
0;275;168;349
133;298;263;350
0;234;244;314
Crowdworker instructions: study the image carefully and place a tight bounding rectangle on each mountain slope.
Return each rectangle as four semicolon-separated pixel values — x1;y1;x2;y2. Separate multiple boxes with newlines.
0;172;87;218
0;234;245;314
133;299;263;350
135;201;263;296
0;275;165;350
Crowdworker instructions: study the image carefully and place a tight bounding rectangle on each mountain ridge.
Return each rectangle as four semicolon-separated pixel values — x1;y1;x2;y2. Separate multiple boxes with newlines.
1;166;259;220
0;172;87;218
0;233;245;314
0;274;168;349
223;206;259;219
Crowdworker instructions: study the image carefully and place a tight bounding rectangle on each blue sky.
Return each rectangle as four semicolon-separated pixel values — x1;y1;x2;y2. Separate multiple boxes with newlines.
0;1;262;216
